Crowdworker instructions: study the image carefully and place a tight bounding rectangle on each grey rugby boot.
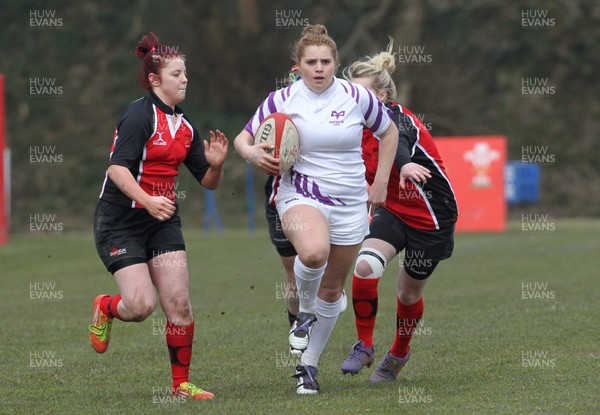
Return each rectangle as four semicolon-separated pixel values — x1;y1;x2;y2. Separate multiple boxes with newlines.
369;350;412;383
341;340;375;375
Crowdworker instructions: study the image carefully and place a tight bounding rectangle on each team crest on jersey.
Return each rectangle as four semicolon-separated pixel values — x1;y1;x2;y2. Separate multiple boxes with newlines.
153;132;168;146
329;110;345;125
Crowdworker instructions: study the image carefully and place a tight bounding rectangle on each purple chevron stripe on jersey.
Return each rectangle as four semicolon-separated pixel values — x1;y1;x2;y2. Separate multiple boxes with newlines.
267;91;277;114
291;169;306;197
342;81;361;104
245;99;267;130
312;182;336;206
370;100;384;133
244;120;253;135
297;173;309;196
364;91;374;121
349;82;356;99
258;102;265;124
280;84;292;100
290;169;337;206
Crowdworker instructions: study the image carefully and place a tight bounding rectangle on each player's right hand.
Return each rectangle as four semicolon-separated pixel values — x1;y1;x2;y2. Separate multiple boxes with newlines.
251;143;280;176
145;196;176;221
399;162;432;189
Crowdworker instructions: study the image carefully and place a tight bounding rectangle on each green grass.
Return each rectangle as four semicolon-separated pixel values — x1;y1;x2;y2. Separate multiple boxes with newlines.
1;219;599;414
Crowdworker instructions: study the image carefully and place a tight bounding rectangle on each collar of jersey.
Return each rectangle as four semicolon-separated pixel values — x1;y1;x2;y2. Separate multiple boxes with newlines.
148;91;184;116
299;77;338;99
388;102;402;117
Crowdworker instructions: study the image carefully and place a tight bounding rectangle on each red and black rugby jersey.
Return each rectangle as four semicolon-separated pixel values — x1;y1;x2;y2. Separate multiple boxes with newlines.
99;92;210;208
362;103;458;230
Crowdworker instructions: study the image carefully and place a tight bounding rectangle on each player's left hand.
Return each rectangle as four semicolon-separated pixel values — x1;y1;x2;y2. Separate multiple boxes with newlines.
204;130;229;168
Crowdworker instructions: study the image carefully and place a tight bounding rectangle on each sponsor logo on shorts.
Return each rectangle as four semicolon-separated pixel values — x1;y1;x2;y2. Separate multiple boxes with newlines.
109;247;127;257
284;198;299;205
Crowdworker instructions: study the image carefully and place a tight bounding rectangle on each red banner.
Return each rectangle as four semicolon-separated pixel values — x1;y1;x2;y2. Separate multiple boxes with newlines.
434;136;507;232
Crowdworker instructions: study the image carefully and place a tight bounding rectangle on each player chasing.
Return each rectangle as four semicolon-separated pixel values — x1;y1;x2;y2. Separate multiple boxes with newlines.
88;33;228;400
340;40;458;382
265;175;301;334
235;24;399;394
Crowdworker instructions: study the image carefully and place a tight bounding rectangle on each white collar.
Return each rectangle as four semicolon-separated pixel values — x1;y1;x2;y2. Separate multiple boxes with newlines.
300;77;337;99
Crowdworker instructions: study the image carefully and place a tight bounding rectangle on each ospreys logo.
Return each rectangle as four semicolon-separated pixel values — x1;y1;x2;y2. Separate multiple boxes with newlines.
329;110;345;126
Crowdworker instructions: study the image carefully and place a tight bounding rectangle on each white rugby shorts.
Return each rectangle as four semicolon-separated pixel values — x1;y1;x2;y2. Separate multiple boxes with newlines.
276;192;368;246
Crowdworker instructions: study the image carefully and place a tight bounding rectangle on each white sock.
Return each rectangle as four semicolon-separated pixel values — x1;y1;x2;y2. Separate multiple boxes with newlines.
301;295;344;368
294;257;326;315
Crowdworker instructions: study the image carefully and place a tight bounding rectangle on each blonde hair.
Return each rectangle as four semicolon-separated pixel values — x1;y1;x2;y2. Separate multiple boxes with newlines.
292;24;338;68
345;38;397;104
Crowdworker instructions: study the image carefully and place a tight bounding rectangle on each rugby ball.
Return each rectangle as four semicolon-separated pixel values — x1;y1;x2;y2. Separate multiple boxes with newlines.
254;112;300;173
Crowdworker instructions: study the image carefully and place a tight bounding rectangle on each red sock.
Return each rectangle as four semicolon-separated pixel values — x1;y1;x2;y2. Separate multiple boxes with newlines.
166;320;194;389
391;296;424;358
100;294;122;320
352;275;379;347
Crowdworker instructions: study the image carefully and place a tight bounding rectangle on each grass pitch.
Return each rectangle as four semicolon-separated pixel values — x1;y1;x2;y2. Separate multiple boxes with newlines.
1;219;599;414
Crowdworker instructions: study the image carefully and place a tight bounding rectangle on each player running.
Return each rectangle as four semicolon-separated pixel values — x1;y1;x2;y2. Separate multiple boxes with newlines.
340;40;458;382
235;24;398;394
265;65;346;339
88;32;228;400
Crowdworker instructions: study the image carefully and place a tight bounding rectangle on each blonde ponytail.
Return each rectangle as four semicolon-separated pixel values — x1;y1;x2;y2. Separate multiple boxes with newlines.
345;37;397;103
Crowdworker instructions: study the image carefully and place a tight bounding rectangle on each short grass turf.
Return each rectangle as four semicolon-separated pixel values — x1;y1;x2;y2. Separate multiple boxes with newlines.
1;218;598;414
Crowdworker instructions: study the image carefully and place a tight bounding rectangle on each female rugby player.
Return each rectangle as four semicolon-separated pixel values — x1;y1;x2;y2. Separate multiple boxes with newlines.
264;65;347;336
235;25;398;394
89;32;228;400
340;40;457;383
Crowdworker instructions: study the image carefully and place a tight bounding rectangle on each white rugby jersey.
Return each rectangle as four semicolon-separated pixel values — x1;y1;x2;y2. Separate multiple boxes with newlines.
245;77;391;206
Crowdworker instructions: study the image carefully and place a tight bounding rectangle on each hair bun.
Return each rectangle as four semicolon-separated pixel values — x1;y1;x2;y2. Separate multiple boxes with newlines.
133;32;159;59
373;53;396;74
301;24;328;37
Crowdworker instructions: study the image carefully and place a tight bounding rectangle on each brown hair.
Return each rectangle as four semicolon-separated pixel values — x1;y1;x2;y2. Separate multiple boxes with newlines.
292;24;338;67
345;38;397;104
133;32;184;90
